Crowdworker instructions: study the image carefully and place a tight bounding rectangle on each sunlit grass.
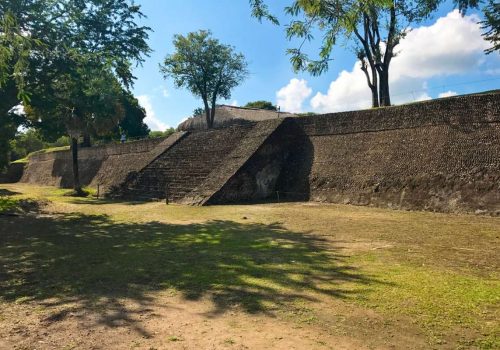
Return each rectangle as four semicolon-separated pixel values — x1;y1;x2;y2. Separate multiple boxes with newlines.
0;183;499;347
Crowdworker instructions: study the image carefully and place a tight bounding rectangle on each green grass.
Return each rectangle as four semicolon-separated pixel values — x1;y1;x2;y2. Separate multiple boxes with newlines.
346;252;499;347
0;197;20;213
0;183;498;348
26;146;70;159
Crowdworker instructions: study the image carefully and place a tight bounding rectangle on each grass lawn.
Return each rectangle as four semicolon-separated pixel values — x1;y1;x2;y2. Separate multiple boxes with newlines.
0;183;498;349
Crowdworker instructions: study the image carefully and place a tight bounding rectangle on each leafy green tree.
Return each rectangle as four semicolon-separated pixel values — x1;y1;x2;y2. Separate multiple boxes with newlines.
0;111;24;170
9;129;46;161
160;30;249;128
118;92;150;139
192;107;205;117
244;100;277;110
149;128;176;139
250;0;446;107
27;58;127;193
452;0;498;54
1;0;151;194
479;0;499;54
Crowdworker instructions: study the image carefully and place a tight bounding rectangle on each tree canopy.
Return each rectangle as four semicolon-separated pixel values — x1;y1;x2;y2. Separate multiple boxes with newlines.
249;0;484;108
0;0;151;191
244;101;277;110
160;30;248;128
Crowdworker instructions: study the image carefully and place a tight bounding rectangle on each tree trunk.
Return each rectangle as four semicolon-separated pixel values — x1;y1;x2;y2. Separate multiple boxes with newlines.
209;100;217;128
371;67;379;108
378;69;391;106
81;134;91;148
71;137;82;194
203;99;212;129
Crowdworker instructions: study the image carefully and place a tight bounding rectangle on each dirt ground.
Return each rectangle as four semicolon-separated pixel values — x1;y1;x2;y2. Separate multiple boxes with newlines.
0;184;498;349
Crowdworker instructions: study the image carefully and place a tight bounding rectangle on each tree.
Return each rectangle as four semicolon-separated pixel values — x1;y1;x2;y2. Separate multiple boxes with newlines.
9;129;46;161
101;91;150;141
0;0;151;194
250;0;445;107
451;0;499;54
479;0;499;54
192;107;205;117
27;58;127;193
244;100;277;110
0;110;24;170
160;30;249;129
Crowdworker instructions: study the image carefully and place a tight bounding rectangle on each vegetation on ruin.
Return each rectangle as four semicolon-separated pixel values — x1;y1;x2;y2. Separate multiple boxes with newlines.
244;100;278;110
0;183;498;348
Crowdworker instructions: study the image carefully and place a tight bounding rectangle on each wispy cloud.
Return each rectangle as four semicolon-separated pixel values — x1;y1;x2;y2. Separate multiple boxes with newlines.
137;95;169;131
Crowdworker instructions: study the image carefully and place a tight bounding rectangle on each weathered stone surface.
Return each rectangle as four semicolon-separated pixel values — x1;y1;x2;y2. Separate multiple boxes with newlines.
116;125;254;201
21;137;166;188
16;91;500;214
181;118;287;205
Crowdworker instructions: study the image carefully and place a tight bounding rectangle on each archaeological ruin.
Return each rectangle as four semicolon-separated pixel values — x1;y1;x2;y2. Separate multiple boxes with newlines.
11;90;500;215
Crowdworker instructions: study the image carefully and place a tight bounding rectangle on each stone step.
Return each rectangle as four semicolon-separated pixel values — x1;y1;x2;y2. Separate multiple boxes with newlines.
117;125;253;202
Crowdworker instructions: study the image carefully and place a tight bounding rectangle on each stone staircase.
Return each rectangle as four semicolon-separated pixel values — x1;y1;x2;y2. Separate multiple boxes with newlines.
119;125;253;201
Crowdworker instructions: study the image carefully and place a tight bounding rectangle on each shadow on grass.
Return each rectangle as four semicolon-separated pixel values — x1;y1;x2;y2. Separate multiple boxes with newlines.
0;189;21;197
0;213;382;335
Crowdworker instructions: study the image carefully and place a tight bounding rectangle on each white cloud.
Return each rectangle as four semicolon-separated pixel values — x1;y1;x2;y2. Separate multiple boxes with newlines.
231;100;238;106
438;90;458;98
162;88;169;98
276;78;312;113
310;62;372;113
137;95;169;131
310;10;493;113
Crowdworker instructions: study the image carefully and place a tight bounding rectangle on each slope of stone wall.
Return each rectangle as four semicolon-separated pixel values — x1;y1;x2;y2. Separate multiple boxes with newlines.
287;91;500;214
20;137;165;188
181;118;288;205
93;132;187;193
117;125;254;201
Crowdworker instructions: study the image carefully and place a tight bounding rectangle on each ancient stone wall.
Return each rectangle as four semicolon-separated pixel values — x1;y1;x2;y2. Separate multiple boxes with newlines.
20;137;166;188
287;91;500;214
16;91;500;214
183;119;288;205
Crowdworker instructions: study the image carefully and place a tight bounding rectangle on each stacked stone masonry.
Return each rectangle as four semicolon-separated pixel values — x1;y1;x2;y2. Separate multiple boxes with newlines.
13;91;500;214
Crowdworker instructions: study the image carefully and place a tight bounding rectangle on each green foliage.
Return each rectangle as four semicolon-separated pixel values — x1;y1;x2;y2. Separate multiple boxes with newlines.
160;30;248;128
9;129;46;161
244;100;277;110
297;112;317;116
0;111;24;170
51;135;71;148
250;0;445;107
149;127;176;139
192;107;205;116
117;92;150;139
480;0;499;54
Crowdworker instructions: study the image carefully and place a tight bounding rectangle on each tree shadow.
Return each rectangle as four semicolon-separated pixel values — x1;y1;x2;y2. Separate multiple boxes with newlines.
0;189;21;196
0;213;382;336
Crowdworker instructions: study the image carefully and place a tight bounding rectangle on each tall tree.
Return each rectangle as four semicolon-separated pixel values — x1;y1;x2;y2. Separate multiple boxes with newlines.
250;0;444;107
160;30;249;129
1;0;151;194
27;58;127;193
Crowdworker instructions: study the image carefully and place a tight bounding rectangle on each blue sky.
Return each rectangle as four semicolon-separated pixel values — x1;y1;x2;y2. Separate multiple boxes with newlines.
131;0;500;130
